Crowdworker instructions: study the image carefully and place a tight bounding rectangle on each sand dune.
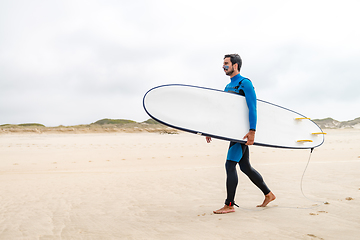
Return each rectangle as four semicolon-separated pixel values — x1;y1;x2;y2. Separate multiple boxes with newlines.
0;129;359;239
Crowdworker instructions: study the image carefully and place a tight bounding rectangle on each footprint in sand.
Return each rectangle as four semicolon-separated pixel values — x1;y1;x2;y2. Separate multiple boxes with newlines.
310;211;328;216
307;234;324;240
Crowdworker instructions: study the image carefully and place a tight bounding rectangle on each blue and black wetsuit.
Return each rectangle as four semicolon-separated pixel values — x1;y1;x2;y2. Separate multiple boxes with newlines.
224;74;270;207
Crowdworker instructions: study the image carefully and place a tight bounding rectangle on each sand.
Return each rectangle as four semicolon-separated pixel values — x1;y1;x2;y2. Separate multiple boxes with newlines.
0;129;359;239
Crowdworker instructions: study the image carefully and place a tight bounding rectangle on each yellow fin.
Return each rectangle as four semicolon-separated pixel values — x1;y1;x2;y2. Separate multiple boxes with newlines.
297;140;313;143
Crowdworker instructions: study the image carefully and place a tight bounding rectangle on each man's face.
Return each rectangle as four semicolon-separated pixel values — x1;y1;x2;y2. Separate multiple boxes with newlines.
223;57;235;76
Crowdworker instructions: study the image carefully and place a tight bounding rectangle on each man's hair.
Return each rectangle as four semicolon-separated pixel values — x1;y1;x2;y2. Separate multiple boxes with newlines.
224;54;242;71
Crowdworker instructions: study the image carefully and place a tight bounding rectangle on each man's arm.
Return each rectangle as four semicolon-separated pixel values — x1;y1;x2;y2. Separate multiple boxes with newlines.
242;79;257;145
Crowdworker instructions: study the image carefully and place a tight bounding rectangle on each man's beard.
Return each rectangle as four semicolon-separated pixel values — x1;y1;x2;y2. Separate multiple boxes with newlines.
225;68;234;76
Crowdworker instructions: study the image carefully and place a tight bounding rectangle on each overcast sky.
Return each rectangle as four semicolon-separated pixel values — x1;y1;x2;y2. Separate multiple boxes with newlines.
1;0;359;126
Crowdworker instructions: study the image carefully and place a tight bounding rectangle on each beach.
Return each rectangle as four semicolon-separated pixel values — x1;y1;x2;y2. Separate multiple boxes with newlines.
0;129;359;239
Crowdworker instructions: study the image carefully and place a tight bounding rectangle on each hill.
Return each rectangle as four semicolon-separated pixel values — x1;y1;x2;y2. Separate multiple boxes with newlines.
1;117;359;134
313;117;360;129
0;118;176;134
92;119;137;125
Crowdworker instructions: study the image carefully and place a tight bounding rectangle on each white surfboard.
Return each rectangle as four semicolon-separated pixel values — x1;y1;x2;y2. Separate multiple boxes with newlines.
143;84;325;149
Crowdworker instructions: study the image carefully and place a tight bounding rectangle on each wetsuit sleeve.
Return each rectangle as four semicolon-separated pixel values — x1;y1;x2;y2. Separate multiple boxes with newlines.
242;79;257;130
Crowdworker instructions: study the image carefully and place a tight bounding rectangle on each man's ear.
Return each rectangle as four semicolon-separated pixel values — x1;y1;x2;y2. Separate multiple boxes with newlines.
233;63;238;71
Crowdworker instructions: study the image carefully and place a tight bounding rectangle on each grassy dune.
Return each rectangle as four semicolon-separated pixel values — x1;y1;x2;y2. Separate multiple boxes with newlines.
0;119;178;134
1;117;359;134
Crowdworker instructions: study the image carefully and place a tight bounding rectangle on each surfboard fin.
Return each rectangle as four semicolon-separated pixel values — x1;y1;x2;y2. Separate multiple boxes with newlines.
295;117;311;120
297;140;313;143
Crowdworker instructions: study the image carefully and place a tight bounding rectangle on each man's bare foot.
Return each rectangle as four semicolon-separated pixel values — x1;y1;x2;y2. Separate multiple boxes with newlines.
213;205;235;214
256;191;276;207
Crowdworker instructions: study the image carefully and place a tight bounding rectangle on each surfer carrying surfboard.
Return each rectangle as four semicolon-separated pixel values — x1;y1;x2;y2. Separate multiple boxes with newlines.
207;54;276;214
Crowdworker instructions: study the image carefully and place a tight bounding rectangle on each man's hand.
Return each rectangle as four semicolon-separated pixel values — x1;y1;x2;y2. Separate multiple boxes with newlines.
206;136;212;143
243;130;255;145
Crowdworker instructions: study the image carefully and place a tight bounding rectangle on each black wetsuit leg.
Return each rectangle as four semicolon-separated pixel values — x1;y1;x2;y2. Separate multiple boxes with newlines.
225;144;271;205
225;160;238;204
239;144;271;195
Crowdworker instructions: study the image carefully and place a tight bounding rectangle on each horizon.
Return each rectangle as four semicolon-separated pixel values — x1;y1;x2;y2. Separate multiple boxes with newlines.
1;116;360;128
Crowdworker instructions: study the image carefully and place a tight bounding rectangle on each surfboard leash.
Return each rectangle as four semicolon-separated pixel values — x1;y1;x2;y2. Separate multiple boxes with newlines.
300;148;328;205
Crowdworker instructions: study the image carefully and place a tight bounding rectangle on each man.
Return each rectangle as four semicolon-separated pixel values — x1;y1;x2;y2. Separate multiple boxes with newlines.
206;54;276;214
